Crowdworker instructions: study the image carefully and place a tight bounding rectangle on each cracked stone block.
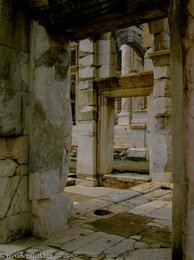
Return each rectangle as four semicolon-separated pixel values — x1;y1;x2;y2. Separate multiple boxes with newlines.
98;53;116;66
79;54;97;66
0;213;30;243
79;66;97;79
78;89;97;106
0;136;28;164
79;39;97;53
153;97;172;117
98;64;116;78
97;39;116;54
154;79;170;97
0;159;17;177
154;66;170;79
29;169;62;200
32;193;73;239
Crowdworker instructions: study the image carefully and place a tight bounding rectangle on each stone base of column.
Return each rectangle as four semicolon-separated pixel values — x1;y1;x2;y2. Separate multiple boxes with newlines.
151;171;172;182
31;193;73;239
117;111;130;125
76;176;98;187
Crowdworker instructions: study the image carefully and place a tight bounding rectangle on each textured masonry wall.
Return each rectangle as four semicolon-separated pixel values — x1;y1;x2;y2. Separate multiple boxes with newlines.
0;0;31;242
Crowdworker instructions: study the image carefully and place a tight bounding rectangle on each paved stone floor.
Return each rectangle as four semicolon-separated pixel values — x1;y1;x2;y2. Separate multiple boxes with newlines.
0;182;172;259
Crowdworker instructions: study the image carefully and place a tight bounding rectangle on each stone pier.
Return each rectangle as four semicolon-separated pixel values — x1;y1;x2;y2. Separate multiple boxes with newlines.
29;22;73;238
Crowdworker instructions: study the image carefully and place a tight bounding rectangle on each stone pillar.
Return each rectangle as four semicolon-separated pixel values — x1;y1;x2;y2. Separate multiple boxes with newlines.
118;44;132;125
0;0;30;243
148;50;172;181
170;0;194;258
29;22;73;238
76;38;98;186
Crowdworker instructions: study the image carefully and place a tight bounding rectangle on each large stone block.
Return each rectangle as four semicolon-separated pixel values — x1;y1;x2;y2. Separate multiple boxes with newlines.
0;213;30;243
7;176;29;216
78;89;97;106
0;159;17;178
154;79;170;97
98;53;116;66
98;64;116;78
77;121;97;176
0;136;28;164
0;46;29;92
79;54;97;66
79;39;97;53
153;97;172;117
97;39;116;54
0;1;30;51
79;66;97;79
154;65;170;79
31;193;73;238
78;80;93;91
0;176;21;218
77;106;98;121
0;88;22;136
29;169;62;200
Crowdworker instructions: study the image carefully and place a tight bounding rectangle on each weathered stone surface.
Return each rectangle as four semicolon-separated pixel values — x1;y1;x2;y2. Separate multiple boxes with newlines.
32;193;73;238
0;213;30;243
79;39;97;53
78;80;93;91
7;176;29;216
0;89;22;136
98;53;116;66
98;64;116;78
154;79;170;97
154;65;170;79
79;54;97;67
77;89;97;106
153;97;171;117
29;170;62;200
0;159;17;177
16;165;28;176
97;39;116;54
0;136;28;164
79;66;97;79
0;176;21;218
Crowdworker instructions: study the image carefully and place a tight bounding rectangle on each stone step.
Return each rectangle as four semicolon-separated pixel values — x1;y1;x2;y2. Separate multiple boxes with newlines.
103;172;151;189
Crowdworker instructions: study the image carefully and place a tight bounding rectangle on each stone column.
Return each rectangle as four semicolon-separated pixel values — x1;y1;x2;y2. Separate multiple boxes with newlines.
29;22;73;238
118;44;132;125
0;0;30;243
76;38;98;186
148;50;172;182
170;0;194;258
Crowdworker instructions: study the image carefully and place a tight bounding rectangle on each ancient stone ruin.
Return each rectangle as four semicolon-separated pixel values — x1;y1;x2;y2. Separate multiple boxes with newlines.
0;0;194;259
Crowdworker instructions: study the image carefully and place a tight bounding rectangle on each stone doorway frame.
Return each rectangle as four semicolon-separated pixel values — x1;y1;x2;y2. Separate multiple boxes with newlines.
95;70;153;182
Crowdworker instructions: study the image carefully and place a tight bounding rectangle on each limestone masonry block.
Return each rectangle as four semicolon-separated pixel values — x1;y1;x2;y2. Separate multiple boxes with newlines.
154;79;170;97
98;64;116;78
78;80;93;90
97;39;116;54
98;53;116;66
0;176;21;218
79;66;97;79
78;106;98;121
153;97;172;117
7;176;29;216
79;54;97;66
32;193;73;238
34;23;51;60
0;213;30;243
0;136;28;164
78;89;97;106
16;165;28;176
154;66;170;79
29;169;62;200
0;89;22;136
0;159;17;177
79;39;97;53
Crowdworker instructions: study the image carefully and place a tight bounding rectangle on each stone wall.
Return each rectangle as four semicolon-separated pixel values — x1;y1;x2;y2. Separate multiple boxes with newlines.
0;2;73;242
0;0;31;242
